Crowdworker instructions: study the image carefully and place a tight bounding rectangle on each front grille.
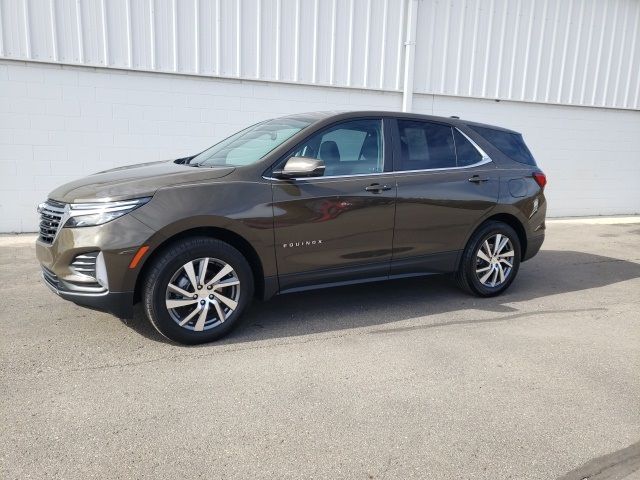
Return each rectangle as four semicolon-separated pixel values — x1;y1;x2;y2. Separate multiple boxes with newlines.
39;200;66;244
70;251;99;278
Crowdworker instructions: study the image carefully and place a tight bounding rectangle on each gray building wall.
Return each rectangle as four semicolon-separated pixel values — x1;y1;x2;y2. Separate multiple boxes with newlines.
0;0;639;231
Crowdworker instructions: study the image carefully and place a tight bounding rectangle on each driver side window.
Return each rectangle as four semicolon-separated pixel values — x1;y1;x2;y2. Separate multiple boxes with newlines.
291;119;383;177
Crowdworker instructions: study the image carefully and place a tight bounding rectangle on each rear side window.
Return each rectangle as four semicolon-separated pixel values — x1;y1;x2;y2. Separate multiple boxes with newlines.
453;129;483;167
397;120;456;170
471;126;537;165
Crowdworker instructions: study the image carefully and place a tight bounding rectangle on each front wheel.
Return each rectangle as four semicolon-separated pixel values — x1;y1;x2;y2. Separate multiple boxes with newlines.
456;221;521;297
142;237;254;344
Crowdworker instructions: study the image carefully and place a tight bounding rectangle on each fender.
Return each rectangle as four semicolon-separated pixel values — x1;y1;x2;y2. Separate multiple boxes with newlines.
122;181;278;293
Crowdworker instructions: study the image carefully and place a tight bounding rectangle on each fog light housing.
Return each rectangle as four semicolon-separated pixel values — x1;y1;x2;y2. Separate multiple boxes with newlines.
95;251;109;289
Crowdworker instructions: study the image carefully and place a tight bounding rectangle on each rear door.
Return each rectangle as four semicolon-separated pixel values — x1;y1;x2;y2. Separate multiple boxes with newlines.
270;118;396;292
390;119;499;275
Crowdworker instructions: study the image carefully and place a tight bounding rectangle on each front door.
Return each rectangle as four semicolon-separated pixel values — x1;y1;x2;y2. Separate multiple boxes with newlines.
391;119;499;275
270;118;396;292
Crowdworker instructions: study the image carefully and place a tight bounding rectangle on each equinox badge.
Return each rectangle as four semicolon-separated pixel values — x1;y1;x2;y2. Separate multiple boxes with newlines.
282;240;323;248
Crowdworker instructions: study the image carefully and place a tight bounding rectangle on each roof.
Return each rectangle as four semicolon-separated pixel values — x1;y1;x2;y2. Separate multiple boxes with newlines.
277;111;520;135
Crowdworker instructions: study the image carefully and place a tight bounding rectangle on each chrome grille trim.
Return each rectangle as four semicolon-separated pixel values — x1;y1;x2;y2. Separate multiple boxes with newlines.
70;252;99;277
42;267;60;289
41;265;107;294
38;200;67;244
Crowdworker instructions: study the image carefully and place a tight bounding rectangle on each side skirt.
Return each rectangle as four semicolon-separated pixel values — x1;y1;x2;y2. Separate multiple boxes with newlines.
272;250;461;297
390;250;461;276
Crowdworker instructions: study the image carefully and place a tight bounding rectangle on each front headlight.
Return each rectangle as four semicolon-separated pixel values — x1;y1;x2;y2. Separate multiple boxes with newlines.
64;197;151;227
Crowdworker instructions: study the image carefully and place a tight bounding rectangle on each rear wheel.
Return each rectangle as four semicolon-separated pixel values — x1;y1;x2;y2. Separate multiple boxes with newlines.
142;237;253;344
456;221;521;297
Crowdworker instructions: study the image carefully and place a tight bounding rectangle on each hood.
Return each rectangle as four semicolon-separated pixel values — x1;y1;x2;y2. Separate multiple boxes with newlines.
49;160;235;203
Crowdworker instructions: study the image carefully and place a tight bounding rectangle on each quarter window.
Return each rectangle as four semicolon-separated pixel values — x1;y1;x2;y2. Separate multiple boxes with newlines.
290;119;383;177
471;126;537;165
397;120;456;170
453;129;483;167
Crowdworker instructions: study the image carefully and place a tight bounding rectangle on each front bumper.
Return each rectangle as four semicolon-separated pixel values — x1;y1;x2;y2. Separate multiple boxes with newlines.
41;266;134;318
36;211;157;319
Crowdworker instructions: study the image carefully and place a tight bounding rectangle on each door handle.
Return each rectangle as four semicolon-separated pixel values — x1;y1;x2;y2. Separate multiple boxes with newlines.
468;175;489;183
365;183;392;193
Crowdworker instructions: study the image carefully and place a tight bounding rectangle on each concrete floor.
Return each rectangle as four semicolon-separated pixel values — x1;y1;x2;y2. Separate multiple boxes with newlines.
1;221;639;479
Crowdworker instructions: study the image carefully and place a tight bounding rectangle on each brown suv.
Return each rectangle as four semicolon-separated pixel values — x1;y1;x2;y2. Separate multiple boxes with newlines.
36;111;546;344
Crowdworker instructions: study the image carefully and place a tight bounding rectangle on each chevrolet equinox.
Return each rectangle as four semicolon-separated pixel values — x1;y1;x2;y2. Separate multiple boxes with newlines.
36;111;547;344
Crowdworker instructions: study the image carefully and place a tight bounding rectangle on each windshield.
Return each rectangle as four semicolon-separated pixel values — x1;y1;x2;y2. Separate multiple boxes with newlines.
191;117;312;167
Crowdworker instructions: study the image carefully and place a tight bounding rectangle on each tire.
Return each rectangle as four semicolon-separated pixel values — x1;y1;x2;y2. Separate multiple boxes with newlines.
455;221;521;297
142;237;254;344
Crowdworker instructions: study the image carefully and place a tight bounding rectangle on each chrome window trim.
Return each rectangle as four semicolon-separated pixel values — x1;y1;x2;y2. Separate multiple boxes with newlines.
265;171;391;181
393;155;492;175
454;127;491;163
264;127;492;182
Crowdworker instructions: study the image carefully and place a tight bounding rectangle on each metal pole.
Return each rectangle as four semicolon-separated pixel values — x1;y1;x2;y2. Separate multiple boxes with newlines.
402;0;419;112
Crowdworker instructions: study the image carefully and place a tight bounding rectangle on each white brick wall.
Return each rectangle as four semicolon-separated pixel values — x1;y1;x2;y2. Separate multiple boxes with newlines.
1;59;639;232
418;95;640;218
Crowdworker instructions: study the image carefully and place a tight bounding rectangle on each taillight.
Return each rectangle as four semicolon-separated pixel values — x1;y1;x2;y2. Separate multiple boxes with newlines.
532;172;547;189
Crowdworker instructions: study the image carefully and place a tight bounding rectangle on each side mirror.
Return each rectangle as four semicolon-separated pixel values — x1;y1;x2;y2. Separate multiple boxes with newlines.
273;157;325;179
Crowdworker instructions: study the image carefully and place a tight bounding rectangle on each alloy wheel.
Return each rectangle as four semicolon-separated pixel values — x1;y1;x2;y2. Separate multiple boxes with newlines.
475;233;515;288
165;257;240;331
